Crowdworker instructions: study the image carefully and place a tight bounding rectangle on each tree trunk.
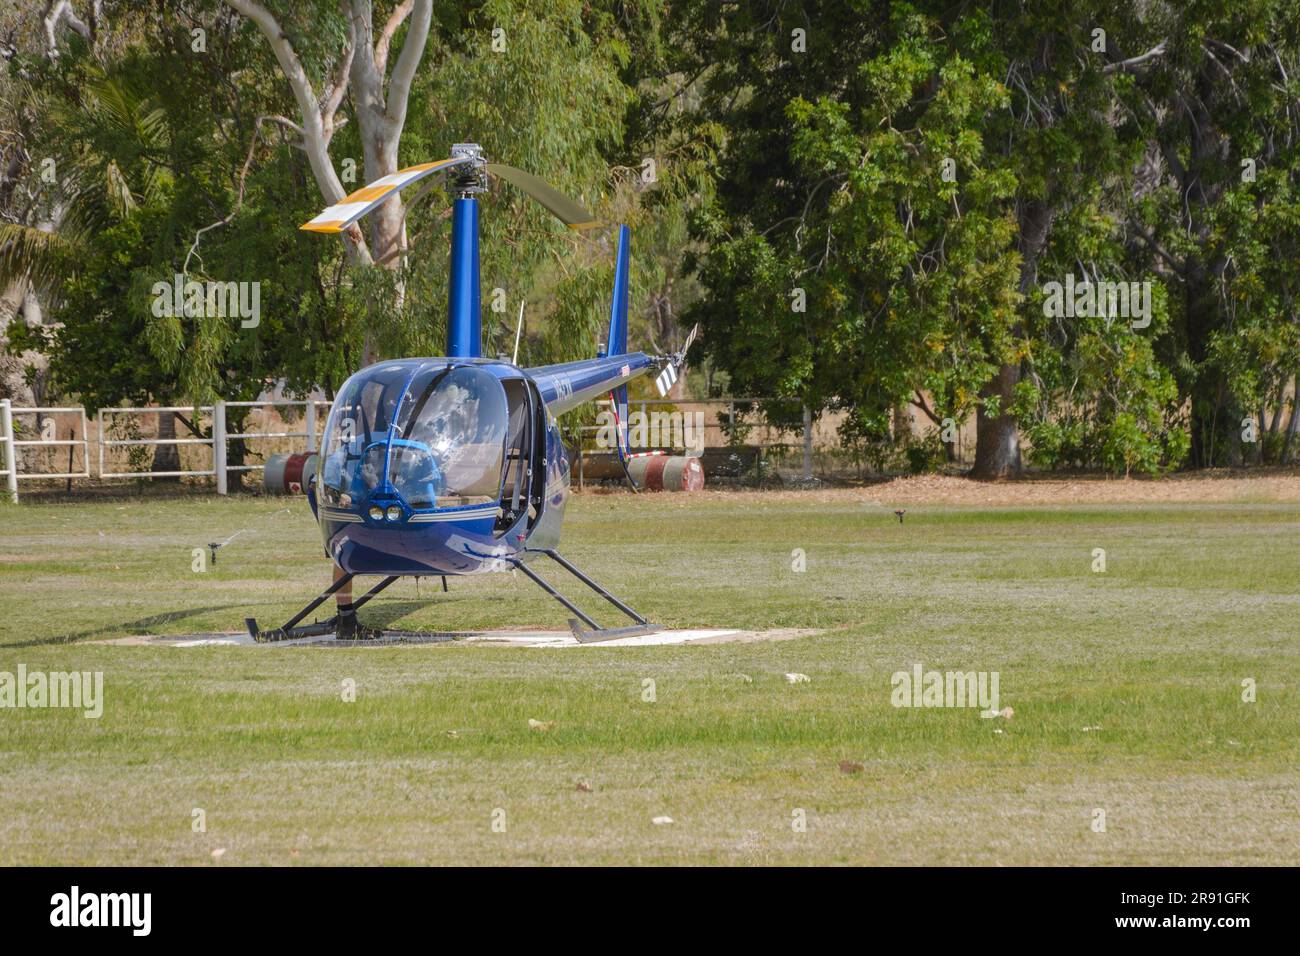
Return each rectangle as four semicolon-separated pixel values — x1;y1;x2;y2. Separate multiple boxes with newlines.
1185;263;1233;467
0;281;45;405
227;438;247;492
1282;374;1300;464
360;138;405;365
1180;66;1233;468
1267;391;1284;439
348;0;431;364
225;0;434;368
972;363;1023;479
892;404;912;443
152;411;181;480
1254;405;1266;465
970;200;1054;479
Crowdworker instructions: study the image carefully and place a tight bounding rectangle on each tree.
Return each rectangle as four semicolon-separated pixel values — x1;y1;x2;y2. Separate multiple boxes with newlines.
5;0;672;437
222;0;425;269
651;0;1296;477
955;3;1168;477
3;7;323;484
1120;0;1300;466
655;2;1127;475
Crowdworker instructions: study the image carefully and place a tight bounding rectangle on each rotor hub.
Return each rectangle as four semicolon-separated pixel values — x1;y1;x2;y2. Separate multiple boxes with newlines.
450;142;487;195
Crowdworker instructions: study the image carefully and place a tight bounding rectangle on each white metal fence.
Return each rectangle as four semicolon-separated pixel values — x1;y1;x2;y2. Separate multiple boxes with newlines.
1;401;93;502
1;400;16;503
97;405;215;481
0;395;816;503
2;397;328;502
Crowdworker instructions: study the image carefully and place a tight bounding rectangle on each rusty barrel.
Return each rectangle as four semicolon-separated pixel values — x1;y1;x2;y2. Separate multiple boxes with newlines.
626;453;705;491
263;452;318;495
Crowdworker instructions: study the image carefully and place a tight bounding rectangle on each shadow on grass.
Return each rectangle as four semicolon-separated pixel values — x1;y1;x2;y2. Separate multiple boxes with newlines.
4;594;450;649
4;604;257;648
358;600;441;629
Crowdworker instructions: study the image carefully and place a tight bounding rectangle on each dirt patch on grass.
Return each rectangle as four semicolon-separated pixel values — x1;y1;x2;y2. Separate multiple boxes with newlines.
860;471;1300;506
620;468;1300;507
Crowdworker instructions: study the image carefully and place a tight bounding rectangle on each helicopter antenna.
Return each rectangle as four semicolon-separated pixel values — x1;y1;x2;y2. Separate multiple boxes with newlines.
511;300;525;365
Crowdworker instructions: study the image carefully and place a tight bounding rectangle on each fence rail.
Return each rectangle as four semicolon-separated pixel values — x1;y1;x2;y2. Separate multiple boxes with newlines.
3;399;284;500
1;400;16;503
97;405;215;482
0;395;830;502
572;396;818;485
3;404;91;486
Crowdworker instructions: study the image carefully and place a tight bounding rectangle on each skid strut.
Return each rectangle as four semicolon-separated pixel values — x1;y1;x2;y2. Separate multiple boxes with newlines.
245;574;399;643
509;548;656;643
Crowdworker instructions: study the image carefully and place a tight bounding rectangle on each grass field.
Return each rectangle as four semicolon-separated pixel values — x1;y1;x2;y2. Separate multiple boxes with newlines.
0;483;1297;865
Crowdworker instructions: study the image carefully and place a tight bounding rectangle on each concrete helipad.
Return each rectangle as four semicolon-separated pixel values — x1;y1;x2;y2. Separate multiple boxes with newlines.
100;628;820;648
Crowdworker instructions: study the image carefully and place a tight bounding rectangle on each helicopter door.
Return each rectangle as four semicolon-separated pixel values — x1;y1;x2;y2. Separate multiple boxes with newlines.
495;378;548;535
523;379;547;528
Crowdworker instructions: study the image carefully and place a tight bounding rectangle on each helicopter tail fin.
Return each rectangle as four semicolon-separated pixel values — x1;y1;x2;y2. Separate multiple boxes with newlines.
604;225;632;454
605;224;631;362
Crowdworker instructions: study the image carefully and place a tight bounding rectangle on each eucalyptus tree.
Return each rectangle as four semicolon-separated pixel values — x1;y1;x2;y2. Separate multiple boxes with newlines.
221;0;666;367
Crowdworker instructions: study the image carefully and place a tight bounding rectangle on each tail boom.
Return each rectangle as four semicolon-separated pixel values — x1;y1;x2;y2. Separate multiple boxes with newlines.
527;353;657;416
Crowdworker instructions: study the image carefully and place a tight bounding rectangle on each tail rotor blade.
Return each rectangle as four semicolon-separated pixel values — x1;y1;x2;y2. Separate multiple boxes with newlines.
655;324;700;397
486;163;602;231
680;323;699;360
655;363;679;397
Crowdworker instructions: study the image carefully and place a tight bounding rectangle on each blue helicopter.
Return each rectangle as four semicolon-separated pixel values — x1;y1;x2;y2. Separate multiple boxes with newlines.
244;143;694;643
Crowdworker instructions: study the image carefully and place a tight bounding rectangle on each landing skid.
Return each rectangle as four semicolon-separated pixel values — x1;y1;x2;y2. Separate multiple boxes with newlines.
245;574;400;643
509;548;658;644
245;552;653;645
304;629;460;646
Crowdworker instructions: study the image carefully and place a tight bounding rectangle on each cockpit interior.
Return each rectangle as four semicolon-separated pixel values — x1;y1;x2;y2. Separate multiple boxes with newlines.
319;361;546;535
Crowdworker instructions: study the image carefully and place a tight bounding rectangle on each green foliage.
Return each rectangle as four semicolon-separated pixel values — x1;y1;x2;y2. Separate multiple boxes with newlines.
5;0;676;412
667;2;1024;449
649;0;1300;475
1114;0;1300;465
7;0;1300;478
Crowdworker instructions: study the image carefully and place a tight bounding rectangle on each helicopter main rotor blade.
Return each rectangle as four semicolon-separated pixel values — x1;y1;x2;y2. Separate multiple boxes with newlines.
300;156;474;234
485;163;602;231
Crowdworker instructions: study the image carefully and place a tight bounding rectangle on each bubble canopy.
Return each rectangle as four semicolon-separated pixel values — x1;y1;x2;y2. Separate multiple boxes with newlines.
319;361;509;511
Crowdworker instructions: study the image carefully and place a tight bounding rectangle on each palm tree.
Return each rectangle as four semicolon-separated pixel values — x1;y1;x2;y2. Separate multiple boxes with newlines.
1;65;176;468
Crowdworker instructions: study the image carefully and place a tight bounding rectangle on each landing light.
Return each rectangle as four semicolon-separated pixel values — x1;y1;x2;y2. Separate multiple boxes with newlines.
386;506;402;521
368;506;383;521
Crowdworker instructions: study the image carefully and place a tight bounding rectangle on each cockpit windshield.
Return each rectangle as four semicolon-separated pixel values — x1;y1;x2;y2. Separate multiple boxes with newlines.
319;363;411;508
319;363;508;511
391;365;508;507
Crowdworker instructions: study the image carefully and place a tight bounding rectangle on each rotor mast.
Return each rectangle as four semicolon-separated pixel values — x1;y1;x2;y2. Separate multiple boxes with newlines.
446;143;485;359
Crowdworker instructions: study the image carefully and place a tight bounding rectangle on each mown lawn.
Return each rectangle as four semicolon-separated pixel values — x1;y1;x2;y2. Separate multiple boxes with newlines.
0;489;1296;864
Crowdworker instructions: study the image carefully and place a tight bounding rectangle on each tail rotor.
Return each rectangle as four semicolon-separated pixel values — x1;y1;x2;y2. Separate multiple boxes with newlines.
655;323;699;397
